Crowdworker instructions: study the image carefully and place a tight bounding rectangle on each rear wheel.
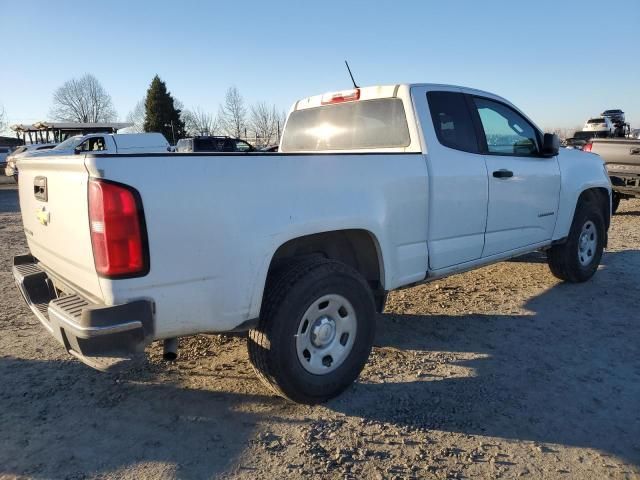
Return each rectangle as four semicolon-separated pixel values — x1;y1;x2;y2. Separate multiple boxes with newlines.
547;198;605;282
248;257;376;404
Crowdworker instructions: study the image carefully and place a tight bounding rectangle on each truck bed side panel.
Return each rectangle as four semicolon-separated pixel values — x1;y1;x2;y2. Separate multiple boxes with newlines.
85;153;429;338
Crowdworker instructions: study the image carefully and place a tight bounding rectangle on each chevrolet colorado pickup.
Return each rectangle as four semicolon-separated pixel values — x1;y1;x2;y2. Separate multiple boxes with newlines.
13;84;612;404
586;138;640;213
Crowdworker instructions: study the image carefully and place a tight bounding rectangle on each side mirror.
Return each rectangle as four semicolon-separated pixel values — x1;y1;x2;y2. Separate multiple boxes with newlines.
73;147;82;155
541;133;560;157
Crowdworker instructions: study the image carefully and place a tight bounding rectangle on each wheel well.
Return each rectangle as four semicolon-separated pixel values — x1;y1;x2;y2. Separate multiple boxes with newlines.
578;187;610;231
269;229;384;296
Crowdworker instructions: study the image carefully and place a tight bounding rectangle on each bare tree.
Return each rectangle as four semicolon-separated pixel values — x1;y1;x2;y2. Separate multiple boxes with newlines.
183;107;219;136
249;102;276;146
125;99;145;133
218;86;247;138
0;104;7;134
50;74;117;123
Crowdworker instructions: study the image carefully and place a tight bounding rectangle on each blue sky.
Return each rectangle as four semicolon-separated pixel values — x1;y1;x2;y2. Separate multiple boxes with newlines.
1;0;639;130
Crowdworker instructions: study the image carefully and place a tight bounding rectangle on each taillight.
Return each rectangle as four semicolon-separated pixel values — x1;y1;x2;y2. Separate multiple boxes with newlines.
583;143;593;152
321;88;360;104
88;179;149;278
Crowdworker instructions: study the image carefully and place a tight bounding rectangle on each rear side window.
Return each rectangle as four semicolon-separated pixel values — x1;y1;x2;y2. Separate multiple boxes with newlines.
280;98;410;151
426;91;479;153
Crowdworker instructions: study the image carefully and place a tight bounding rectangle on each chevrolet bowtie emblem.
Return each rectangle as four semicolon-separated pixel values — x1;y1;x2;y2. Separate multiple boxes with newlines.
36;207;50;226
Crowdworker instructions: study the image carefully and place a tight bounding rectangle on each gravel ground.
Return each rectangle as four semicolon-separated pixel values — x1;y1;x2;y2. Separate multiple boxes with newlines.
1;184;639;480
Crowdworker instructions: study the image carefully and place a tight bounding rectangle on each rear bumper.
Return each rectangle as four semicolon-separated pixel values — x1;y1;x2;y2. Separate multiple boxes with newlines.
13;254;154;371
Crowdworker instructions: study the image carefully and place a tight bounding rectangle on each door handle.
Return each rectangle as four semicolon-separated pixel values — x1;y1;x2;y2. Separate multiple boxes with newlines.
630;148;640;155
493;169;513;179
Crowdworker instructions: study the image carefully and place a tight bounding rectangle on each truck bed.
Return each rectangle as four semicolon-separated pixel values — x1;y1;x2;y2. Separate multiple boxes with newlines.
590;138;640;198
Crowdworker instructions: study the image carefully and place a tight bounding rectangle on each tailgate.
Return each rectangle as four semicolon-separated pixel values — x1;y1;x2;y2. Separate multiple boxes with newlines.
593;140;640;174
17;154;103;302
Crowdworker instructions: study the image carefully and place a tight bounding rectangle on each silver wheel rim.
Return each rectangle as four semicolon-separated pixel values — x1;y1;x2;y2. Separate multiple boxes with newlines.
578;220;598;267
295;294;357;375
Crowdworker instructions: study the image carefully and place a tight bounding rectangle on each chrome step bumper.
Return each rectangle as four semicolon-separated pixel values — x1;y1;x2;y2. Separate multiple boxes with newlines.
13;254;154;371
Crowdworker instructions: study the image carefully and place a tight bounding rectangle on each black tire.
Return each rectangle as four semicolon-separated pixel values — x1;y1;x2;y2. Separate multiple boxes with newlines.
547;198;605;283
248;257;376;404
612;192;621;215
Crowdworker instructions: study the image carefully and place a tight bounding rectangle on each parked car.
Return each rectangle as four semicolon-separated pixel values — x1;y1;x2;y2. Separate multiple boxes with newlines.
601;109;625;124
0;146;13;170
260;145;279;152
13;83;611;404
175;136;255;153
4;143;57;181
34;132;170;156
563;138;587;150
583;117;615;135
585;137;640;213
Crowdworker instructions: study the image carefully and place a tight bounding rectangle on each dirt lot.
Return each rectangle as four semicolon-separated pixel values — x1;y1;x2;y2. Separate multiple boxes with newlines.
1;184;639;480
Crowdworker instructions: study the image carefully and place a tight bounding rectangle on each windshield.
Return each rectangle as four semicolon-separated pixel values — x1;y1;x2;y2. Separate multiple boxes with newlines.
53;136;84;151
281;98;410;152
587;119;605;124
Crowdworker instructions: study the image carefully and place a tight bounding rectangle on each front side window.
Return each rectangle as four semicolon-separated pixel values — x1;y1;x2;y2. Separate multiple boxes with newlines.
77;137;106;152
234;140;252;152
473;97;539;156
427;91;479;153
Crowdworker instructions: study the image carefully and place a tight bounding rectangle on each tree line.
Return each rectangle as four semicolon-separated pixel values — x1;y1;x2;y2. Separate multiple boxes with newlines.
47;73;285;146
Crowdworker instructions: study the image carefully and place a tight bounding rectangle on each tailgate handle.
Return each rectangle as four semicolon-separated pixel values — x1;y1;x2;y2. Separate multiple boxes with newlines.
34;176;48;202
631;147;640;155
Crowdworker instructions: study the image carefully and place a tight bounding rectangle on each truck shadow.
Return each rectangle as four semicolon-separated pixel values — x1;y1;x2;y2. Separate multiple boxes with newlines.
0;356;284;479
328;249;640;466
615;210;640;217
1;250;638;476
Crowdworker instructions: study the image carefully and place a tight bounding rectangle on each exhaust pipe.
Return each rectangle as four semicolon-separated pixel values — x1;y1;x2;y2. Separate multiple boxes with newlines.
163;337;178;361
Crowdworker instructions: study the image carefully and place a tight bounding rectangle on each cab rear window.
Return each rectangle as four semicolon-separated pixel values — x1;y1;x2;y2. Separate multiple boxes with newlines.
280;98;410;152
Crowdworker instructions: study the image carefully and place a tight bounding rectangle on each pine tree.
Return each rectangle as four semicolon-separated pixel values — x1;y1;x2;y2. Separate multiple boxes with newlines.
143;75;186;144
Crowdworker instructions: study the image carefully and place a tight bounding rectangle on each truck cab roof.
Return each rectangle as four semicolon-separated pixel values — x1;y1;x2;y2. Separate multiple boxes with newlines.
292;83;513;112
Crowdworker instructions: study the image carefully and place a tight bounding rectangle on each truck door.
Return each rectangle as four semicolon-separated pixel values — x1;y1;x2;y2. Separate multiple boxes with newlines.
469;96;561;257
413;87;489;270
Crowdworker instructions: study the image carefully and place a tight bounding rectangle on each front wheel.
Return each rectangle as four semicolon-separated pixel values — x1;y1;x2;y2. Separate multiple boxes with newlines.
248;258;376;404
547;199;605;282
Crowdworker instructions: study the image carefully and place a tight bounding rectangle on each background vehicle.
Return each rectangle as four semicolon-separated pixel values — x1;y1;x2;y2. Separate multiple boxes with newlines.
4;143;56;181
572;130;609;142
601;109;625;124
13;83;611;404
0;147;12;171
563;138;587;150
175;136;255;153
36;132;170;155
586;137;640;213
583;117;615;135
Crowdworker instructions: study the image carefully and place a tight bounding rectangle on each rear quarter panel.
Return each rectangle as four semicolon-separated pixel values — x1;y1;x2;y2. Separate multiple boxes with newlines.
85;153;429;338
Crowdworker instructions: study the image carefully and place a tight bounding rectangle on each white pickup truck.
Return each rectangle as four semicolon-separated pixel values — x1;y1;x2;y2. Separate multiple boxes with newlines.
13;84;611;404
